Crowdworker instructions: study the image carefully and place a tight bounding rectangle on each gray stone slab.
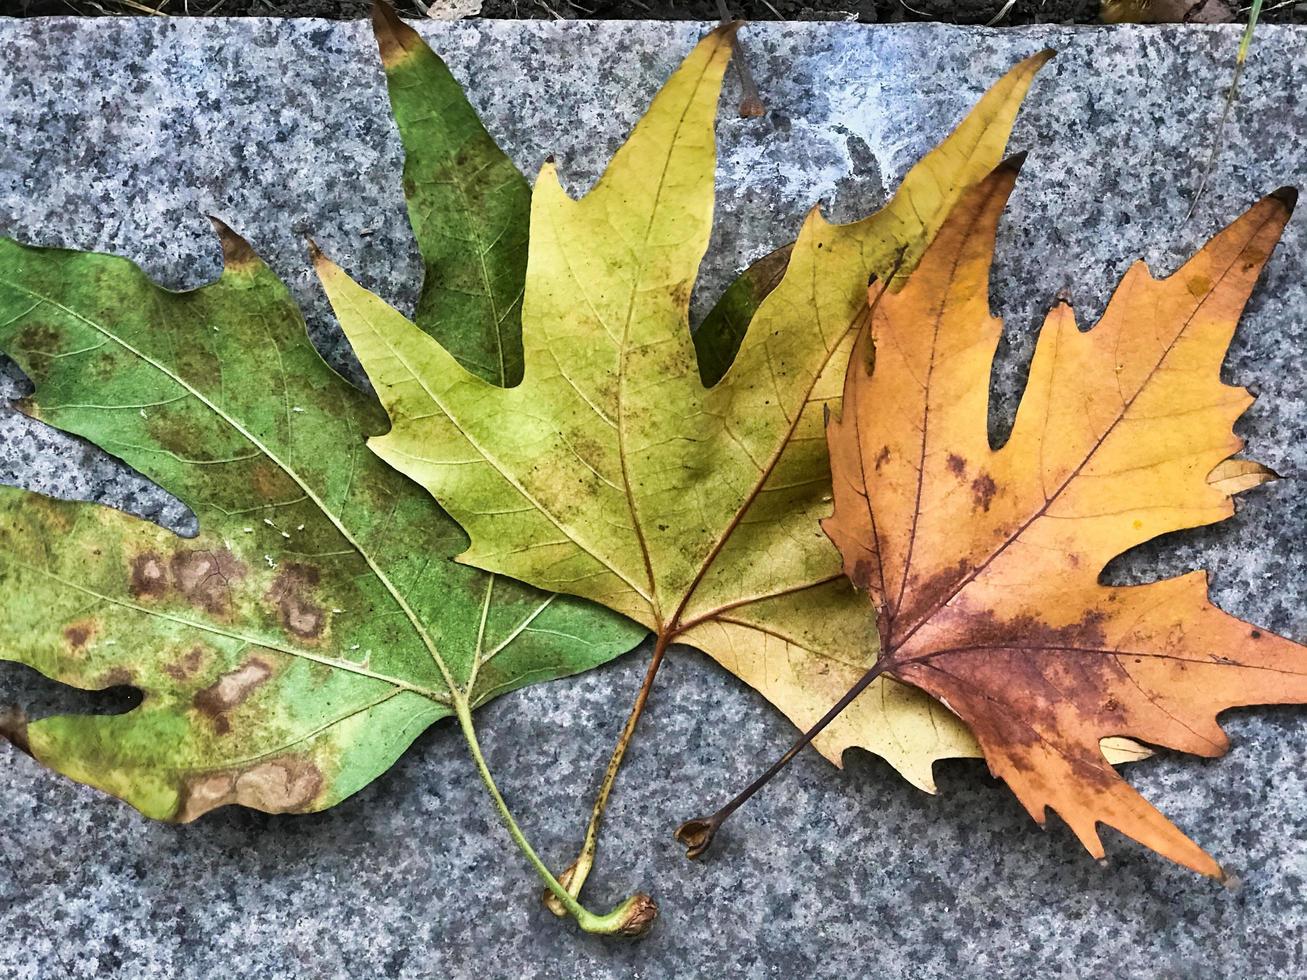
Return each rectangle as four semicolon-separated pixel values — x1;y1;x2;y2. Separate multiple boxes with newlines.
1;14;1306;979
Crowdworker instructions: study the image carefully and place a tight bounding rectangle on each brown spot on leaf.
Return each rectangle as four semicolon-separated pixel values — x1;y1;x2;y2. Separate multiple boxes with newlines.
850;558;876;592
1250;629;1262;640
947;454;967;477
984;608;1108;653
63;620;96;653
971;472;997;513
248;462;290;501
874;446;891;471
170;549;244;614
896;558;972;634
13;323;60;376
129;552;168;599
163;646;208;682
670;279;693;310
1186;274;1212;299
176;755;323;822
266;564;326;640
99;667;134;688
193;657;273;734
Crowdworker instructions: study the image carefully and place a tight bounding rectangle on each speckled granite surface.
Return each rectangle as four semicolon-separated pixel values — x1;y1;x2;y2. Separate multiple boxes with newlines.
1;16;1305;978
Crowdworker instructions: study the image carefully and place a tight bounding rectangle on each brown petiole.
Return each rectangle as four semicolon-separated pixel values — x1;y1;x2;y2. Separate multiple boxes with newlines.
676;653;892;858
715;0;765;117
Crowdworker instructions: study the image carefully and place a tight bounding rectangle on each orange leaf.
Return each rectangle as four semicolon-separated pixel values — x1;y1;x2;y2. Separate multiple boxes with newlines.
823;157;1301;878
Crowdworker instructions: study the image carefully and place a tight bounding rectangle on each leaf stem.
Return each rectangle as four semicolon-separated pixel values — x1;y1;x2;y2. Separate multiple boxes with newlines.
674;655;891;858
452;697;655;936
713;0;764;118
1186;0;1263;219
544;631;672;916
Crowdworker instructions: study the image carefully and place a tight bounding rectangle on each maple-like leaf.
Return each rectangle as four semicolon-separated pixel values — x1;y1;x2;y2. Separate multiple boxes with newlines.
822;157;1302;877
363;14;1063;915
316;28;1053;793
0;13;659;934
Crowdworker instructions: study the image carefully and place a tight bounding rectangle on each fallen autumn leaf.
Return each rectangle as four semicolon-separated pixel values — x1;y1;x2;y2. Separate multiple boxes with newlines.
685;156;1303;879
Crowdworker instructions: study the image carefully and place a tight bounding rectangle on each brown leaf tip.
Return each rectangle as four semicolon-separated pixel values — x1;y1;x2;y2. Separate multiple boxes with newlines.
1269;186;1299;214
371;0;420;69
0;706;31;757
208;216;261;272
997;150;1029;177
713;20;745;45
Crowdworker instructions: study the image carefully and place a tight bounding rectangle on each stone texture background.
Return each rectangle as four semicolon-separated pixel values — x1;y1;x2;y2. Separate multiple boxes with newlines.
1;16;1306;979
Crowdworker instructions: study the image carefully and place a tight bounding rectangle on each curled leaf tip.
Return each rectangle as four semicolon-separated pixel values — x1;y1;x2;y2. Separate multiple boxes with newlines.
1206;457;1279;496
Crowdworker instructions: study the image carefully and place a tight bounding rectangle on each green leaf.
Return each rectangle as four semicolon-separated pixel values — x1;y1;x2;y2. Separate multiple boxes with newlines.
694;242;792;387
373;1;531;385
0;224;642;822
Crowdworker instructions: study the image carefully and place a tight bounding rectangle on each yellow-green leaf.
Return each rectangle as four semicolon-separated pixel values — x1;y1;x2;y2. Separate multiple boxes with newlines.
317;33;1059;791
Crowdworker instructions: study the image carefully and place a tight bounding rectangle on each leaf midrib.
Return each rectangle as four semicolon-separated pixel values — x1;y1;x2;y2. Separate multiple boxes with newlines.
882;207;1275;664
3;277;461;699
669;261;867;634
437;148;518;387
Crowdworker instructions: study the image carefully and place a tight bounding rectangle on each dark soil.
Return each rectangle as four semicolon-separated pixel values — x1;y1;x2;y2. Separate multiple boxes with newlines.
0;0;1284;24
2;0;1302;33
2;0;1050;18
